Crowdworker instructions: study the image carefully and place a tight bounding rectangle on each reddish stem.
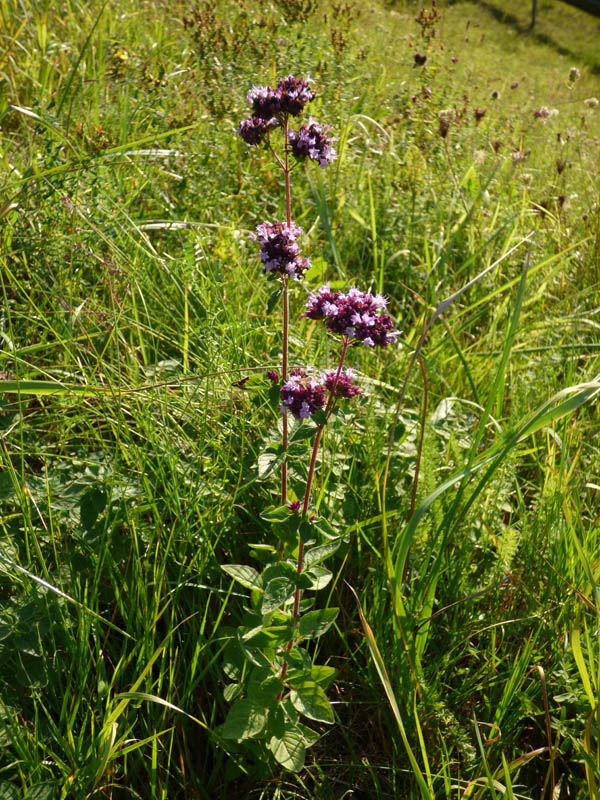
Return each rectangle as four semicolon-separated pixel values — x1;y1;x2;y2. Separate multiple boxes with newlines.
282;277;289;504
278;341;349;689
280;116;292;505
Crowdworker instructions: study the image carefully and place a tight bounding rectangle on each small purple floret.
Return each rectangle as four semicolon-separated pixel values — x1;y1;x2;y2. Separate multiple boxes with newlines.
251;221;311;280
280;367;326;419
289;118;337;167
267;370;280;383
287;500;301;512
304;285;398;347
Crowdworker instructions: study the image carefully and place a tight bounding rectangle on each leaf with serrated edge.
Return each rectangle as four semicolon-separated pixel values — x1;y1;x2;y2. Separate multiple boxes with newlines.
221;564;262;591
220;698;266;740
298;608;338;639
290;681;334;724
268;729;306;772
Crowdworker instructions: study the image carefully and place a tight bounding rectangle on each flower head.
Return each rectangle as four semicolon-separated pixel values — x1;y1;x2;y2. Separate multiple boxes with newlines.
246;75;315;121
321;367;361;399
251;221;311;280
569;66;580;83
247;85;282;120
276;75;315;116
280;368;326;419
304;286;398;347
238;116;278;146
289;118;336;167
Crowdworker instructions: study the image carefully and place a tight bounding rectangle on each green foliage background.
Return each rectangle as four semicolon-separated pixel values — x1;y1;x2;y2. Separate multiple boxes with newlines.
1;0;600;796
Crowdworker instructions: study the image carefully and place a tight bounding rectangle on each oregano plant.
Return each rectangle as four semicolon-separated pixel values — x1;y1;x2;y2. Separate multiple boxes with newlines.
218;74;398;772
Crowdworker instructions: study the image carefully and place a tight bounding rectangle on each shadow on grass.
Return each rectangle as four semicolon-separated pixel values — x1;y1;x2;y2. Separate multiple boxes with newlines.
463;0;600;73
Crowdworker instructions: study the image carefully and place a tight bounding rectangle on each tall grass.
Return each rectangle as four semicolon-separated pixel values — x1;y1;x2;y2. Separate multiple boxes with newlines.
1;0;600;796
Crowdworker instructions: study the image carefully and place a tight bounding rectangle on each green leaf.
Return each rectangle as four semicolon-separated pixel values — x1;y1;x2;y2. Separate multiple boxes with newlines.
290;424;318;442
299;519;317;545
286;647;312;671
222;640;244;681
286;666;313;687
312;516;339;539
262;561;297;583
268;728;306;772
311;409;327;426
311;665;337;690
303;539;342;569
237;631;272;668
266;288;282;315
257;448;283;479
220;698;266;740
298;608;338;639
297;722;320;748
221;564;262;591
23;784;55;800
260;505;291;523
0;783;19;800
290;681;334;723
80;487;107;532
223;683;242;703
247;673;282;703
261;577;296;614
266;704;286;738
305;565;332;591
243;624;292;648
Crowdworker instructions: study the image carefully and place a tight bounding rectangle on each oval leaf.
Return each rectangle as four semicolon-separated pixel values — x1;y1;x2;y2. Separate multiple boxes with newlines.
262;577;296;614
268;729;306;772
221;564;262;591
298;608;339;639
290;681;334;724
220;698;266;740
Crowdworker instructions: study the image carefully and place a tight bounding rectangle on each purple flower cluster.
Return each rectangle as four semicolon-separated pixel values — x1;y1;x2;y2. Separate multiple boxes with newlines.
250;221;311;280
238;75;315;146
238;116;279;146
304;286;399;347
289;119;336;167
322;368;361;399
247;86;282;121
274;75;316;117
281;368;326;419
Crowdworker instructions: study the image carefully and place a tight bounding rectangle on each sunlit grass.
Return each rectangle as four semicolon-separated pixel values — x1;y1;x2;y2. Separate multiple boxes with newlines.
1;0;600;796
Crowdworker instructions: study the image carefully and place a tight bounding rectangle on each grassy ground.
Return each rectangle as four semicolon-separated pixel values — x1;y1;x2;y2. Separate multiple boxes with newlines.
1;0;600;797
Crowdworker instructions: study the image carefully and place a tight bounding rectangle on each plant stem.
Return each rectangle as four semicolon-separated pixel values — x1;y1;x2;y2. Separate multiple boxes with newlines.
280;339;349;687
282;277;289;505
281;116;292;505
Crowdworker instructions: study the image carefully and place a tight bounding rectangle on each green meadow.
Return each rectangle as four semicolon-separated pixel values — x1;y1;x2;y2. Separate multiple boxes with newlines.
1;0;600;796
